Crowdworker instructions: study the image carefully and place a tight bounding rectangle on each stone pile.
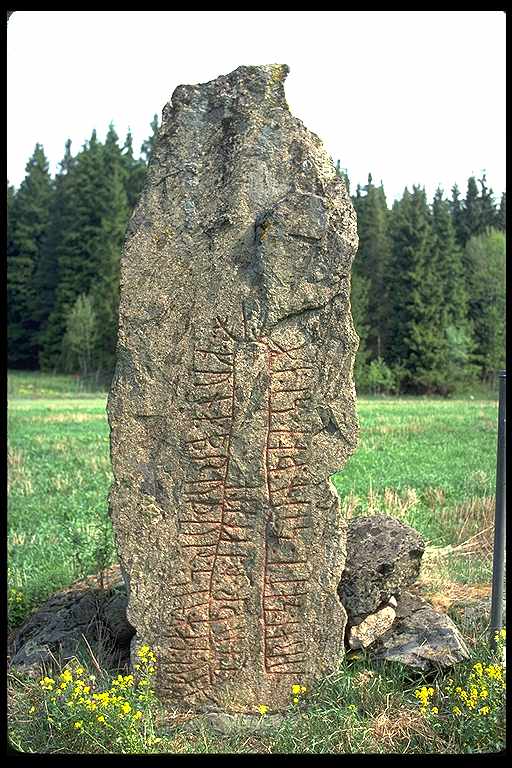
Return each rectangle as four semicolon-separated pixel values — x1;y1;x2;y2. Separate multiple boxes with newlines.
339;515;470;668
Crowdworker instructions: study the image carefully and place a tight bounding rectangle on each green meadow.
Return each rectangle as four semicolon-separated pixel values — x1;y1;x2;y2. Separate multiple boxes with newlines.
7;371;504;755
8;370;498;613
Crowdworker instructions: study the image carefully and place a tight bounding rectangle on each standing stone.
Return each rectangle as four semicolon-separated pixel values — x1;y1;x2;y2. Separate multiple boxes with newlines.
108;64;359;713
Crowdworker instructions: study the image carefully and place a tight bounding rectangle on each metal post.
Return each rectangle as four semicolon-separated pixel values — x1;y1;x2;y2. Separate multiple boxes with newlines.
490;370;506;650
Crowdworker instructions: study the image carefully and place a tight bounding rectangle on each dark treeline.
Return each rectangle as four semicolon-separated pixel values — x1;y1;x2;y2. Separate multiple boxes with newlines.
7;117;158;382
7;129;505;394
338;164;505;394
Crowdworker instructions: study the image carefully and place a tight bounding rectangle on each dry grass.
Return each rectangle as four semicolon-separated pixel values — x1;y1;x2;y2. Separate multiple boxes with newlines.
8;448;33;496
423;486;446;510
371;418;429;436
352;669;378;688
370;704;434;752
31;413;102;423
416;543;492;612
8;448;25;491
341;487;419;521
438;496;495;549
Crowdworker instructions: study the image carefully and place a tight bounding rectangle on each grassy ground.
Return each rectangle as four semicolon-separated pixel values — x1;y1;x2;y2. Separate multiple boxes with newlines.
7;371;505;754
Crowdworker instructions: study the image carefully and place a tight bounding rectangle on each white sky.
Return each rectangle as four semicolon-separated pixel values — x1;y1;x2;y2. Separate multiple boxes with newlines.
7;10;506;204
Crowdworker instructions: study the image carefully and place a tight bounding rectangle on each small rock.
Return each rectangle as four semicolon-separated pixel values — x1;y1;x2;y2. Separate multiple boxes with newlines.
198;712;286;735
348;600;397;649
339;516;425;622
368;591;471;671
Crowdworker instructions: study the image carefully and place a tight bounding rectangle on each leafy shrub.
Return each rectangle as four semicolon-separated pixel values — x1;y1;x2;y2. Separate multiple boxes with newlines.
367;357;397;395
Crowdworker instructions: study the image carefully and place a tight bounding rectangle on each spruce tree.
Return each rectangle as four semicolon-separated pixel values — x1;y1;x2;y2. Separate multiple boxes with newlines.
355;175;391;359
350;268;371;391
43;130;107;371
431;188;472;390
498;192;506;232
42;134;99;369
387;186;445;392
335;159;350;194
7;144;53;368
449;184;465;248
460;176;481;246
92;123;130;374
477;172;498;231
432;188;468;328
140;113;160;165
42;126;130;375
464;229;506;382
36;140;76;368
122;129;147;210
7;181;16;263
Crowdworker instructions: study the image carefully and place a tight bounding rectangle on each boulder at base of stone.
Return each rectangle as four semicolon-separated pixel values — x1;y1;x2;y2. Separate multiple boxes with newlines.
9;576;133;675
339;515;425;623
368;591;471;671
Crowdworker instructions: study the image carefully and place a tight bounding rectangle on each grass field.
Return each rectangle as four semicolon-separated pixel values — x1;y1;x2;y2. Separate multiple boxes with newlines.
8;370;499;613
7;371;505;754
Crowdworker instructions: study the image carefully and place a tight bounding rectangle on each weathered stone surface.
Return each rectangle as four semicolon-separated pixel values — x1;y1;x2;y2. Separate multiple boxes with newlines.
108;64;359;713
339;516;425;622
348;596;397;650
9;580;133;675
369;592;471;670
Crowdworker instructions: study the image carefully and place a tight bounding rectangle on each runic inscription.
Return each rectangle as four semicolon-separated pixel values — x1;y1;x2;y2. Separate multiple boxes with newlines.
262;339;314;675
164;319;318;699
171;318;250;699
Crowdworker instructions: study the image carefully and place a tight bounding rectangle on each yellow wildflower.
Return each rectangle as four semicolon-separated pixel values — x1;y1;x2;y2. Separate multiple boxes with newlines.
133;711;143;721
452;707;462;716
74;721;83;730
431;707;438;714
121;702;132;714
479;706;490;715
300;686;307;694
257;705;268;715
60;670;73;683
293;697;299;704
29;706;36;714
97;715;106;723
291;684;301;695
